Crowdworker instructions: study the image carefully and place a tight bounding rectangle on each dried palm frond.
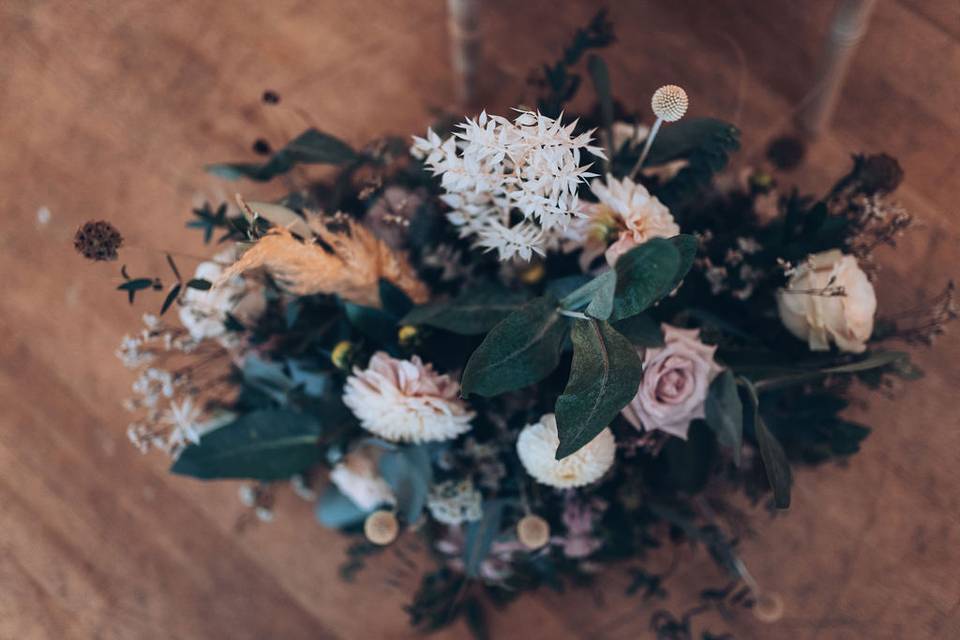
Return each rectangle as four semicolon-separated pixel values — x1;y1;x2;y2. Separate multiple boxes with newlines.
217;216;428;308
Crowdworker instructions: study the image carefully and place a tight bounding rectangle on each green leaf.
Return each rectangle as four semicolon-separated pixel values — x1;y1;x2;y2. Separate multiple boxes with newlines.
704;370;743;466
668;234;697;290
160;283;181;316
171;409;321;481
117;278;154;292
555;319;642;459
610;238;681;321
206;128;357;182
186;278;212;291
752;351;909;392
242;354;294;404
378;279;414;319
243;200;313;239
464;499;506;577
560;270;615;313
316;485;370;528
612;313;663;347
585;270;616;319
461;297;569;397
740;379;792;508
344;301;397;345
402;285;528;335
379;445;432;524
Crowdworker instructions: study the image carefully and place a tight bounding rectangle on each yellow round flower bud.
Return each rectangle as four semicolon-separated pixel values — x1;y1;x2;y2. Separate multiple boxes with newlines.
397;325;418;347
363;510;399;545
520;262;546;285
651;85;689;122
752;592;784;623
516;514;550;550
331;340;355;370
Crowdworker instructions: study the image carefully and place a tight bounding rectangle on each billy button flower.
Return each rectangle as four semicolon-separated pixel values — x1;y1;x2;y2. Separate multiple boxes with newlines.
397;325;420;348
330;340;355;370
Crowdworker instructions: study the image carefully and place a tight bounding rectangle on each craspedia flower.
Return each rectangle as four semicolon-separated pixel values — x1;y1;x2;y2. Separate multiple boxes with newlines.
651;85;688;122
517;514;550;550
343;352;474;443
74;220;123;261
331;340;355;370
516;413;615;488
364;510;399;545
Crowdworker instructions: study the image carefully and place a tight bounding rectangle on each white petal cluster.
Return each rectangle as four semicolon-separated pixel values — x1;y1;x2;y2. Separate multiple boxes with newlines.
330;448;396;512
516;414;615;488
179;260;246;342
343;352;474;443
412;110;605;261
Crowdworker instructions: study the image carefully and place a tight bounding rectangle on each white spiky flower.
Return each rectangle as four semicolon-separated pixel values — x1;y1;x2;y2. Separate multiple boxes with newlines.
516;413;615;488
343;352;474;443
412;109;605;261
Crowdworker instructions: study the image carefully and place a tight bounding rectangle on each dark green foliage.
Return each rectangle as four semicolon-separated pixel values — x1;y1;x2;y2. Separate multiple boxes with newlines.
464;499;507;577
534;9;615;118
610;237;684;321
555;319;642;459
741;380;792;509
379;445;433;524
613;312;664;347
647;119;741;209
207;128;357;182
402;285;528;335
461;297;570;397
704;371;743;465
171;409;322;480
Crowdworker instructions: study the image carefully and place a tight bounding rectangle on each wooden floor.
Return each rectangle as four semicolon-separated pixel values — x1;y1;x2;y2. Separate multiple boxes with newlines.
2;0;959;638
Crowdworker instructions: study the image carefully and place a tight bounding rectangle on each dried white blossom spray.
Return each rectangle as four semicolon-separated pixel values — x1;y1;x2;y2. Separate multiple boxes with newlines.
629;85;689;179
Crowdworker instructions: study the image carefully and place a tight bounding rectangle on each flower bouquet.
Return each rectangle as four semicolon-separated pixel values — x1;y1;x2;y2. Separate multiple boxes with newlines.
79;11;955;638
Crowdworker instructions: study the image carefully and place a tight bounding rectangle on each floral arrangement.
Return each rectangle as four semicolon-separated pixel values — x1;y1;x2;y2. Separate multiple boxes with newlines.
78;12;955;638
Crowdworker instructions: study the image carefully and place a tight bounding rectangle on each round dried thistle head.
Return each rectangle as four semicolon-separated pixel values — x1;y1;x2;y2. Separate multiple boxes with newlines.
517;514;550;550
74;220;124;261
752;591;785;623
364;510;399;545
651;85;689;122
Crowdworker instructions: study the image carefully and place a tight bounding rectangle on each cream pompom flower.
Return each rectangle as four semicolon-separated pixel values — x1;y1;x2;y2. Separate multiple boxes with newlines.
343;352;474;443
584;175;680;266
516;413;615;488
329;448;395;512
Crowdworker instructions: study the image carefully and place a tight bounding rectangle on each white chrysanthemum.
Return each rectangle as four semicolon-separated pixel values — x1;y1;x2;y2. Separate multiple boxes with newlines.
330;448;395;512
516;413;615;488
412;110;605;261
343;352;474;443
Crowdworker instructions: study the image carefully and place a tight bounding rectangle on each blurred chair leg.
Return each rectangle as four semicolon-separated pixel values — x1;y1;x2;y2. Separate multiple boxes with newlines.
447;0;480;108
798;0;878;137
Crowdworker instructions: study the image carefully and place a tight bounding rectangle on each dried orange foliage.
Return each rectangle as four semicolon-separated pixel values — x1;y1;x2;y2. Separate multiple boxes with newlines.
218;218;428;308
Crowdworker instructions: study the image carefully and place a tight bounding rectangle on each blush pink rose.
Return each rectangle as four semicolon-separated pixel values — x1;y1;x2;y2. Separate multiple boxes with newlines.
621;324;723;440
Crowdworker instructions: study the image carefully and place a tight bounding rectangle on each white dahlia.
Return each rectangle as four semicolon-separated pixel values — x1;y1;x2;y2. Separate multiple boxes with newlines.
343;352;474;443
516;413;615;488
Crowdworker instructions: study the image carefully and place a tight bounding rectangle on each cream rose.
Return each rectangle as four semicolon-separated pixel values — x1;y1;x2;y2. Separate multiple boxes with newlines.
621;324;723;440
776;250;876;353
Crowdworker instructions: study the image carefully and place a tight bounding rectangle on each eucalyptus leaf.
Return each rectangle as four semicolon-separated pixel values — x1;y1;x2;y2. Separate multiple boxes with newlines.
160;283;181;316
610;238;681;321
704;370;743;466
752;351;909;392
316;485;369;528
612;313;663;347
207;128;357;182
379;279;414;318
402;285;528;335
560;270;614;312
171;409;322;480
669;234;697;290
244;200;313;239
379;445;433;524
555;319;642;459
461;297;569;397
344;302;397;345
242;354;294;404
464;499;506;578
740;379;792;508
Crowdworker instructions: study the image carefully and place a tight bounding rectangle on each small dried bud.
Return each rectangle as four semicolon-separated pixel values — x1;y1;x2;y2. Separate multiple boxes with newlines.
252;138;272;156
651;85;688;122
397;325;418;347
752;592;785;623
331;340;355;370
856;153;903;195
520;262;545;285
74;220;123;261
261;90;280;104
517;514;550;550
364;510;399;545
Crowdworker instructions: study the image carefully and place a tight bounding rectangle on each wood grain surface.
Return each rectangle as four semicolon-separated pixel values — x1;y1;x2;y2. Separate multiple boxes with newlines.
1;1;958;638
